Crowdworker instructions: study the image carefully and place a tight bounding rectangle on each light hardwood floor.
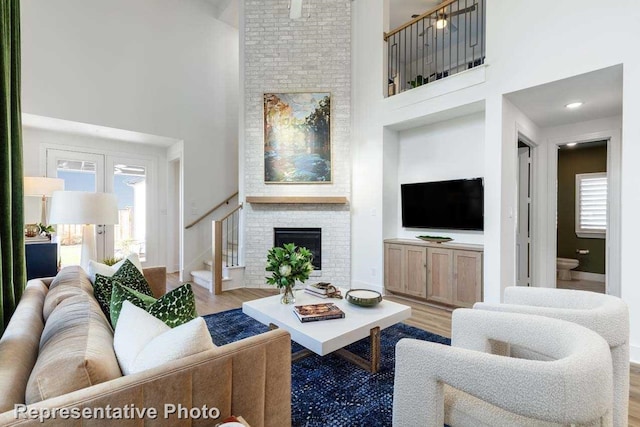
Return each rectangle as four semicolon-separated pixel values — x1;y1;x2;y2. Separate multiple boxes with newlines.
169;274;640;426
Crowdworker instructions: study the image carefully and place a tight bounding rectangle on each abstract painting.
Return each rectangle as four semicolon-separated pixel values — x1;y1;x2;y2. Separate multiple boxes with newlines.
264;92;331;183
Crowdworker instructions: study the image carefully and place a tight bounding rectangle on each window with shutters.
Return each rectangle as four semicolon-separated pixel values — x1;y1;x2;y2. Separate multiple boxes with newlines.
575;172;607;238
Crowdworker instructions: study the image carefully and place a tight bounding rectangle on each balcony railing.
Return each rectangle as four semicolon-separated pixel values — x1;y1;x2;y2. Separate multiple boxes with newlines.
384;0;485;96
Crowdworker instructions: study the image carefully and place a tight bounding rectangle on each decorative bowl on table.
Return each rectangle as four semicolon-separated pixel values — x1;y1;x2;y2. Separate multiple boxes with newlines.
416;235;453;243
345;289;383;307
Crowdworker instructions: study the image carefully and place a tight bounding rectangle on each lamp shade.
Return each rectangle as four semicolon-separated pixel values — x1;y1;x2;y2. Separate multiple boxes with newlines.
49;191;119;225
24;177;64;197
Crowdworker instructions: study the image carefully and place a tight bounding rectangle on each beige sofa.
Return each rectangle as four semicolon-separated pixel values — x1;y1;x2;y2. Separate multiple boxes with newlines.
0;266;291;426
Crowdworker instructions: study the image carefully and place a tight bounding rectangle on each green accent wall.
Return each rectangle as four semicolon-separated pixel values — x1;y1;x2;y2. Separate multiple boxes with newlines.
557;143;607;274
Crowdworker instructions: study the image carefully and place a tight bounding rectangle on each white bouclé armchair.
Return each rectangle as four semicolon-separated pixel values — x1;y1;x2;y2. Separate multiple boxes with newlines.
392;309;614;427
475;287;629;427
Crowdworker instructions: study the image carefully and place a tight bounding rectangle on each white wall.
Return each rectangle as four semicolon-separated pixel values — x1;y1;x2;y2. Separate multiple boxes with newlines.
351;0;640;361
20;0;239;275
391;112;485;244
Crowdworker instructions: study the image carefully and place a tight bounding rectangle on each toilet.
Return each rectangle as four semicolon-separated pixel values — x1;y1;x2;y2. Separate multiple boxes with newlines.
557;258;579;280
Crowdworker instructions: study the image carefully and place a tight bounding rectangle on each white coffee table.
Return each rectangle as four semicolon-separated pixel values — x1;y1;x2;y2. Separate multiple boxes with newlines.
242;288;411;373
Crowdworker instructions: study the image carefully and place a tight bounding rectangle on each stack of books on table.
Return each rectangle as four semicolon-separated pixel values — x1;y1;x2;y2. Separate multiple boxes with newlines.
293;303;345;323
304;282;332;298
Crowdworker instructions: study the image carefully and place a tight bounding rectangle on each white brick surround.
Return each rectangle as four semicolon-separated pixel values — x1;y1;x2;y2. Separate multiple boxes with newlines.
242;0;351;288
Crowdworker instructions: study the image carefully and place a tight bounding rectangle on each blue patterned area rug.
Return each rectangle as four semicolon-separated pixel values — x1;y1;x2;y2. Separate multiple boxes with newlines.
203;308;450;427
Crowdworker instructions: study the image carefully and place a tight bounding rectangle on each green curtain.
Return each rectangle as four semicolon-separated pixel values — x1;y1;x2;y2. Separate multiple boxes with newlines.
0;0;25;335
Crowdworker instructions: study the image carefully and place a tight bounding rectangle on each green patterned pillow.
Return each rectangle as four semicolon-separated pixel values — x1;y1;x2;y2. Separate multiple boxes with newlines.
109;281;156;327
110;282;197;329
93;259;153;316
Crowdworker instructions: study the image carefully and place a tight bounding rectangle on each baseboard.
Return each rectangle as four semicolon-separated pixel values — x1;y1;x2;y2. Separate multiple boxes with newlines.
630;344;640;364
222;281;244;291
571;271;605;282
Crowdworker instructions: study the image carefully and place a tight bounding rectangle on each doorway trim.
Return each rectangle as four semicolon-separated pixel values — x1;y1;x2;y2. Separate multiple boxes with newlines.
514;124;539;288
516;133;536;287
547;129;622;297
167;141;184;280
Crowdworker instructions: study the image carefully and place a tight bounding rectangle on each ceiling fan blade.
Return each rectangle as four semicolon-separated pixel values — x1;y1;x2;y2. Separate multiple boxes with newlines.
447;4;477;18
449;21;458;32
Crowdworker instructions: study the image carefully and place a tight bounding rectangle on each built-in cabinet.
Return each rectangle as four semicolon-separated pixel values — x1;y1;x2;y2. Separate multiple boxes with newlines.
384;243;427;298
384;239;483;308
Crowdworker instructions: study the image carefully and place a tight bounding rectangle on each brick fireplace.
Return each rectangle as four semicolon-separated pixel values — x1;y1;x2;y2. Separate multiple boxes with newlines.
241;0;351;289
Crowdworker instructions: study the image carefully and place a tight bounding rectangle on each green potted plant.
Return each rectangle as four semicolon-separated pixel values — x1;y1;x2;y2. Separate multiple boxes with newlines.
37;223;55;239
265;243;314;304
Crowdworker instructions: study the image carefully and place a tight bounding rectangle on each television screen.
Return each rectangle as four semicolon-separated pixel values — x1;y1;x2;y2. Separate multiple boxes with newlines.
401;178;484;230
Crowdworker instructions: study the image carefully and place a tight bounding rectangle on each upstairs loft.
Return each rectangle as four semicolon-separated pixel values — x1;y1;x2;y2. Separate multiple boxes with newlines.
385;0;485;96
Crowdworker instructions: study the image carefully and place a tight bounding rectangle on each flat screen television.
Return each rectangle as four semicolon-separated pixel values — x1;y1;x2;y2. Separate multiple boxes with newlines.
401;178;484;230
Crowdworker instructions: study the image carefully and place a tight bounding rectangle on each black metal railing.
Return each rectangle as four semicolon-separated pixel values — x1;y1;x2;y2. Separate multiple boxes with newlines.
384;0;485;96
221;205;241;268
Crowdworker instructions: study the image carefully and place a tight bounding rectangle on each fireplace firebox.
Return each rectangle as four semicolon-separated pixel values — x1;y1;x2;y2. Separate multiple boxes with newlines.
274;228;321;270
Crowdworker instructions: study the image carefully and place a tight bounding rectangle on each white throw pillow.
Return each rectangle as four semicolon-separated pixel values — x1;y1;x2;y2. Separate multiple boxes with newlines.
87;253;143;283
113;301;215;375
113;301;170;375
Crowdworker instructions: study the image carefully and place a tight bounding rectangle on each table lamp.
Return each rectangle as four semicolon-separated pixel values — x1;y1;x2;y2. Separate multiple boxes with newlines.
49;191;118;271
23;177;65;226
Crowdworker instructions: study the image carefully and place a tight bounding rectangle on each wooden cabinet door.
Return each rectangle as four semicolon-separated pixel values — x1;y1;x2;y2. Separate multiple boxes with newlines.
404;245;427;297
452;250;483;307
384;243;404;293
427;248;453;305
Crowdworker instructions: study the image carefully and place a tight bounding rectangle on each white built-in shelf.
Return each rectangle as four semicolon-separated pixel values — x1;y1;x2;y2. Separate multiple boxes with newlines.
245;196;348;204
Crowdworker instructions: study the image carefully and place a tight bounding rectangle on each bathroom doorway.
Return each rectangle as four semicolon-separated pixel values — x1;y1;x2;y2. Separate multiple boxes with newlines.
516;139;533;287
556;140;607;294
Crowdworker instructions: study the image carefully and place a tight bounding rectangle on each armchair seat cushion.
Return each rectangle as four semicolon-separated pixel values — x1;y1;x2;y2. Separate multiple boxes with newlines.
444;385;595;427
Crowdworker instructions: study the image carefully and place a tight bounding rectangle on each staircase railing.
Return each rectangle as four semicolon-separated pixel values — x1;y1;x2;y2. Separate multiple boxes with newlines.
211;203;243;295
384;0;485;96
185;191;238;230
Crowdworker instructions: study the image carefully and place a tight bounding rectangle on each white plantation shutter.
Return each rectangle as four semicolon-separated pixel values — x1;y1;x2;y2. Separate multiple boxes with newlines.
575;172;607;238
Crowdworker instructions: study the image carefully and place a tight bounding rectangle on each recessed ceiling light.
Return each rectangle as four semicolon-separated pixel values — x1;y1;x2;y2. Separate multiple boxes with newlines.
566;142;578;147
565;102;583;109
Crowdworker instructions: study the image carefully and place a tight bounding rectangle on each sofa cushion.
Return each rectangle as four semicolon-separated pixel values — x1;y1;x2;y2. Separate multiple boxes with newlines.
87;253;143;284
110;282;197;328
42;272;93;322
43;266;94;321
113;301;214;375
49;265;93;292
26;294;122;404
0;280;48;412
93;259;153;316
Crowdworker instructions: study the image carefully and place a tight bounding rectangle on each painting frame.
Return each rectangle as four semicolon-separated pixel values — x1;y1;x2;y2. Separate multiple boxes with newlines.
263;92;332;184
